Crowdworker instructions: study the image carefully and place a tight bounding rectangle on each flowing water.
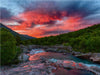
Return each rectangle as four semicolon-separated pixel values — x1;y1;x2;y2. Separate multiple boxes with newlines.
1;49;100;75
29;49;100;75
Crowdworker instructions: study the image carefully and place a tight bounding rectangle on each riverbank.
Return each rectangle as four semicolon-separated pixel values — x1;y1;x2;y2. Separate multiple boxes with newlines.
19;45;100;64
0;46;100;75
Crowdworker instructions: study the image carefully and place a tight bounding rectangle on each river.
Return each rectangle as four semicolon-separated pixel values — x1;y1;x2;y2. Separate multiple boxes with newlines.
29;49;100;75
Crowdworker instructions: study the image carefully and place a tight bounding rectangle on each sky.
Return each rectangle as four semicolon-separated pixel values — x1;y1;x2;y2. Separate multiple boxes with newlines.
0;0;100;38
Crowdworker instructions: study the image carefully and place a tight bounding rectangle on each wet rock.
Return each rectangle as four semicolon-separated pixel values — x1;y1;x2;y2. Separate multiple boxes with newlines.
75;63;88;69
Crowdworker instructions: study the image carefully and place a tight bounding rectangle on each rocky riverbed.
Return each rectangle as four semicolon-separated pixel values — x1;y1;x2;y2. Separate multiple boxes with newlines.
0;45;100;75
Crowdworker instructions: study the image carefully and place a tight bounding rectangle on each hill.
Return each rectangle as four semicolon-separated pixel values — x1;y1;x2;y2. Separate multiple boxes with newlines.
0;23;35;40
23;24;100;53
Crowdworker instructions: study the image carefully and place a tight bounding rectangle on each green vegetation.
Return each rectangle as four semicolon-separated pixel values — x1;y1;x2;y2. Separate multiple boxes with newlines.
1;24;99;66
22;24;100;53
0;28;21;65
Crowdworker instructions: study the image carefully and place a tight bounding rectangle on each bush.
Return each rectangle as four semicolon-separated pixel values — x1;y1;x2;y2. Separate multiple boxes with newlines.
0;28;18;65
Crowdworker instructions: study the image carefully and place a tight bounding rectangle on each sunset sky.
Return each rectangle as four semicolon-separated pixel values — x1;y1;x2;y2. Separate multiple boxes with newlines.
0;0;100;38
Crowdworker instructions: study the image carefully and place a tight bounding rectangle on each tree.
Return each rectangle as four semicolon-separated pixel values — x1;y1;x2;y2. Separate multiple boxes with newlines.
0;28;17;65
16;35;21;45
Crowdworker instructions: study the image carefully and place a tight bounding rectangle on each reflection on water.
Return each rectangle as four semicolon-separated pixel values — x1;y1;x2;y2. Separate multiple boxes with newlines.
28;49;100;75
29;49;100;68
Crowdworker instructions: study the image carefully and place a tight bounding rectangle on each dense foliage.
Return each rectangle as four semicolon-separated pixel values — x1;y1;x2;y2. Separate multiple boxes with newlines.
22;24;100;53
0;28;20;65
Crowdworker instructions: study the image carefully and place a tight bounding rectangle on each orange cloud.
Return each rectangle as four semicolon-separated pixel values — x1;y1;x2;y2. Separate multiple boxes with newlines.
6;10;90;38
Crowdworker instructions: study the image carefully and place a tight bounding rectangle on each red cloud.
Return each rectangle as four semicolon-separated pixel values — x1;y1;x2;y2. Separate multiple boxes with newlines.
6;10;91;38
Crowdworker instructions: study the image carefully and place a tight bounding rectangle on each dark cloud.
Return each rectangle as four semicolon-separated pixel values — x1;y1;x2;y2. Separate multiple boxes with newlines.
44;30;70;35
62;1;100;18
0;7;13;21
17;0;100;25
1;0;100;37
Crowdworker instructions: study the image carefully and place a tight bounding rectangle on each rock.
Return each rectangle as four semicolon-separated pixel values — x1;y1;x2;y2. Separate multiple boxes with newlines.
75;53;92;60
19;45;28;53
48;58;58;63
75;63;88;69
89;66;100;75
90;53;100;64
45;48;56;52
72;51;81;55
20;45;26;48
75;53;100;64
29;49;45;55
63;60;75;69
90;66;100;73
18;53;29;62
58;50;62;53
63;53;67;55
22;48;28;53
28;45;34;50
67;46;73;52
40;57;47;63
90;57;100;64
56;60;63;65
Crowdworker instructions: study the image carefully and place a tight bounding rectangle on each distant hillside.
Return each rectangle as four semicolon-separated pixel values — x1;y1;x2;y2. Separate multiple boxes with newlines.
0;23;35;40
23;24;100;53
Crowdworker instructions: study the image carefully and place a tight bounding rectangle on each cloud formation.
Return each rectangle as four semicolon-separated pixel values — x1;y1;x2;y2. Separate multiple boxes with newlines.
0;0;100;38
0;7;13;21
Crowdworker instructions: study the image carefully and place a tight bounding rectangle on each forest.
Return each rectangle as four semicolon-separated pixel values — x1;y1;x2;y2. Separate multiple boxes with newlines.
22;24;100;53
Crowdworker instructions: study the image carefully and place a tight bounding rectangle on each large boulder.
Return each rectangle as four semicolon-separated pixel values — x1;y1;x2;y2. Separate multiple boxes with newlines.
75;53;92;60
63;61;75;69
90;53;100;64
75;53;100;64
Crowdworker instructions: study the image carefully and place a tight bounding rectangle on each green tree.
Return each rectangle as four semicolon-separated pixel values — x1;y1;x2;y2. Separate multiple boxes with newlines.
0;28;18;65
16;35;21;45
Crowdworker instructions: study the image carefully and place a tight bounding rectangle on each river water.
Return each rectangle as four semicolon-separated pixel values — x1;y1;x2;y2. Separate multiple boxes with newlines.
29;49;100;75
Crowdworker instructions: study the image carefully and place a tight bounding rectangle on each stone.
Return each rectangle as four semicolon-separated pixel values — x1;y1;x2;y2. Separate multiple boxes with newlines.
75;53;92;60
18;53;29;62
63;60;75;69
22;48;28;53
90;53;100;64
72;51;81;55
67;46;73;51
75;53;100;64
